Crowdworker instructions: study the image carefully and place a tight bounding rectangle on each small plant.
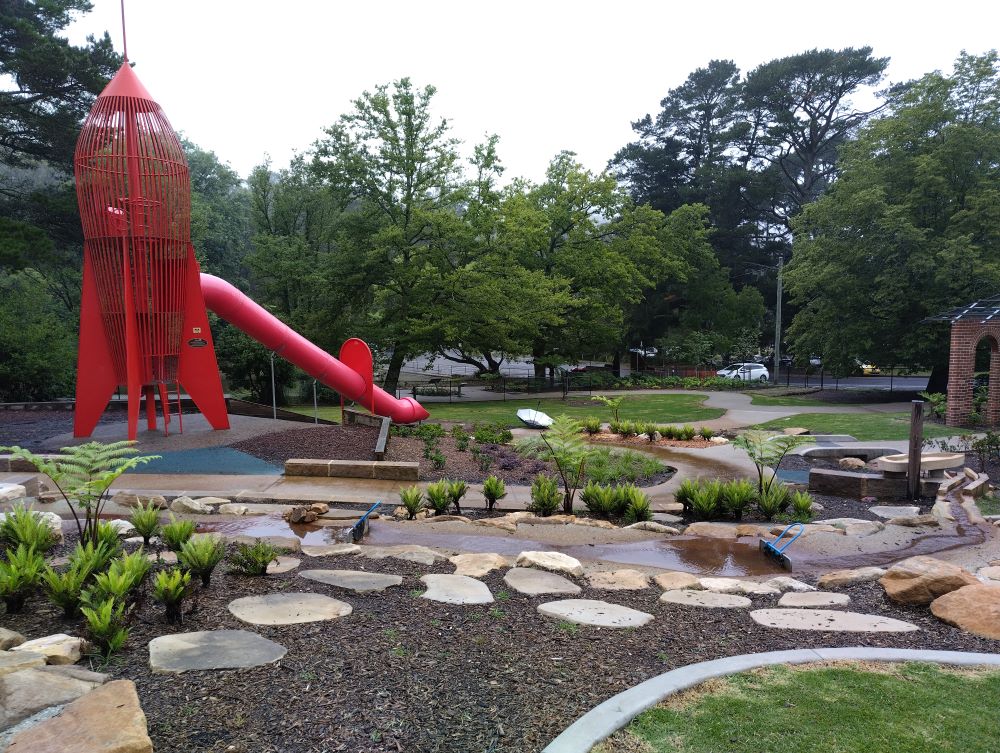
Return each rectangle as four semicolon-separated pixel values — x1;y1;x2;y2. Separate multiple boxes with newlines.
94;521;122;557
482;475;506;511
0;544;44;613
179;537;226;587
476;451;493;472
129;502;161;546
528;474;561;517
581;480;616;519
591;394;625;423
451;425;470;452
919;391;948;419
582;416;603;435
399;486;425;519
732;430;813;494
81;598;129;658
721;479;757;521
425;480;450;515
680;424;697;441
757;482;791;520
85;550;151;605
609;420;626;436
67;539;118;577
700;426;715;440
790;490;815;522
690;480;723;521
430;449;447;470
0;504;58;553
659;424;677;440
42;562;92;617
161;515;196;552
227;539;279;576
644;423;659;442
621;486;653;524
446;479;468;514
674;478;700;513
473;422;513;445
152;567;193;624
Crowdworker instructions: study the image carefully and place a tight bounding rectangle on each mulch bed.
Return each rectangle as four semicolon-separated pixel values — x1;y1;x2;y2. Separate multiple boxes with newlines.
5;532;999;753
588;432;715;449
0;410;121;449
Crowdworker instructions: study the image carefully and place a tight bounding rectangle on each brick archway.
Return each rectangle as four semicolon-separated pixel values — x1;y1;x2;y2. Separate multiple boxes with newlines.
945;319;1000;426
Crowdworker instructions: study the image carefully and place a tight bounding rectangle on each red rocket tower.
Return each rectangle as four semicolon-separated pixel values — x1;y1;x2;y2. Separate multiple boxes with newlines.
72;61;229;440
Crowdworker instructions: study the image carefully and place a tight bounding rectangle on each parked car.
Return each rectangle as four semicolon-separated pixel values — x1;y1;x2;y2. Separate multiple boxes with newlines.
717;363;770;382
855;360;881;376
808;355;822;367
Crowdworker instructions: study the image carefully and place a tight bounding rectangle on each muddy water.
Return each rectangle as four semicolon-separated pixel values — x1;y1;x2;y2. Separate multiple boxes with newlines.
200;516;336;546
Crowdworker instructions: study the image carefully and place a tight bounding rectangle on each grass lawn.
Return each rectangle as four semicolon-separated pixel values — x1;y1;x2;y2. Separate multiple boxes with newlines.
753;412;959;441
978;494;1000;516
290;393;723;427
748;393;847;406
601;662;1000;753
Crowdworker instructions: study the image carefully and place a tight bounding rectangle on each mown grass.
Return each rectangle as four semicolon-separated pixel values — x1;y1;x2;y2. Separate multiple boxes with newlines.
291;393;723;427
602;663;1000;753
748;393;853;406
753;412;958;441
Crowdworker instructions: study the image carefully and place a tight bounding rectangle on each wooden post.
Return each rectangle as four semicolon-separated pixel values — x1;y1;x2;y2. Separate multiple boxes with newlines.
908;400;924;499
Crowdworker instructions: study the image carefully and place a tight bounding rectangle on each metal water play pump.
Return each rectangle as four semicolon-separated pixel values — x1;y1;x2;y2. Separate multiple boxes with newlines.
760;522;804;570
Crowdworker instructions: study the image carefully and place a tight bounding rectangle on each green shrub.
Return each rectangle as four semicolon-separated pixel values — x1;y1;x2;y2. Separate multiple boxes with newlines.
0;544;44;613
227;540;279;576
690;480;723;520
94;521;122;557
674;478;700;513
429;449;447;470
528;474;561;517
447;480;468;514
179;537;226;587
482;475;506;511
790;491;815;522
580;480;616;519
621;486;653;524
919;391;948;419
129;503;160;547
658;424;677;440
609;420;626;436
582;416;603;435
700;426;715;440
473;422;513;445
85;551;150;604
680;425;697;441
0;505;58;553
591;394;625;423
721;479;757;521
42;562;91;617
425;480;450;516
474;449;493;472
757;483;791;520
67;539;117;577
152;568;192;624
161;515;196;552
644;423;659;442
399;486;425;519
80;598;129;658
586;448;662;485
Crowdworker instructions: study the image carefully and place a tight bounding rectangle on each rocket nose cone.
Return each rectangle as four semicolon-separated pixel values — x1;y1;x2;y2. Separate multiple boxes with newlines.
99;62;156;101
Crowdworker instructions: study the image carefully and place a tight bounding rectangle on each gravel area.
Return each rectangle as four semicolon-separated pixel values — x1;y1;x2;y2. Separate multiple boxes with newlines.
4;532;999;753
0;409;116;449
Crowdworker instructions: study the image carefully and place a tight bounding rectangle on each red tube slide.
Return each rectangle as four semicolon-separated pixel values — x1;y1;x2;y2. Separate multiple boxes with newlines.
199;273;429;424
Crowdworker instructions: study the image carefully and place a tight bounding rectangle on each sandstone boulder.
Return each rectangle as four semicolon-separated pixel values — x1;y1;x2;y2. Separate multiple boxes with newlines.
683;522;739;539
0;667;104;729
169;496;214;515
283;506;318;524
817;566;886;589
887;514;939;528
587;569;649;590
217;503;250;516
929;584;1000;639
449;553;509;578
112;492;166;509
839;457;866;470
652;571;702;591
515;551;584;577
11;634;84;665
0;628;25;650
879;556;978;605
473;518;516;533
625;521;680;534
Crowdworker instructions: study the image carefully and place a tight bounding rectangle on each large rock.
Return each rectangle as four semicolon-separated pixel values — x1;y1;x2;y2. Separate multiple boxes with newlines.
587;569;650;590
11;634;84;665
449;553;509;578
111;492;167;509
887;514;939;528
817;567;886;588
169;496;214;515
0;628;25;650
228;592;352;625
283;506;318;524
683;522;739;539
149;630;287;673
699;577;779;596
537;599;654;628
838;457;867;470
0;650;46;677
420;574;493;605
105;519;136;536
624;522;680;534
652;571;702;591
7;679;151;753
0;483;27;502
299;569;403;593
301;543;360;557
930;584;1000;639
659;590;751;609
503;568;581;596
869;505;920;520
750;608;918;633
218;503;250;516
515;551;584;577
472;518;517;533
977;565;1000;584
0;667;103;729
573;517;618;529
879;556;978;605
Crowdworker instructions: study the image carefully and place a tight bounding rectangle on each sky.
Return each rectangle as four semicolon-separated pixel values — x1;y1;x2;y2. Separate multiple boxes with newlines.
67;0;1000;183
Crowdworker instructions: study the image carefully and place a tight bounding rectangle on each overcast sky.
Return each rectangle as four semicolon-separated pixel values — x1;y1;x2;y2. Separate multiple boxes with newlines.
67;0;999;183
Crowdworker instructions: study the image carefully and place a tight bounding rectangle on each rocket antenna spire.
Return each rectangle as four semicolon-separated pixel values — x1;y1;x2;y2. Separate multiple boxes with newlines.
120;0;128;62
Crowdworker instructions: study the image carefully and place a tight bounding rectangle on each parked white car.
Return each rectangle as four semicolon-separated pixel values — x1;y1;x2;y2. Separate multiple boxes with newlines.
717;363;770;382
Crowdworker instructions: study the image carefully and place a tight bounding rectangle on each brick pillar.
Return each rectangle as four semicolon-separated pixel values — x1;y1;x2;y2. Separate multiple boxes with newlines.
945;321;975;427
988;344;1000;426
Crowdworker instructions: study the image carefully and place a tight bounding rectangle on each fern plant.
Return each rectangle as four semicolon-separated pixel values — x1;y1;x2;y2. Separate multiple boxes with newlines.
0;442;159;546
721;479;757;521
581;416;602;435
690;480;723;521
757;482;791;520
446;480;468;515
528;474;561;517
42;562;92;617
482;475;506;511
178;537;226;587
67;538;118;577
0;544;45;613
81;598;129;658
84;551;150;605
227;540;279;576
590;395;625;423
521;415;596;513
161;515;196;552
152;568;193;624
580;480;615;519
398;486;425;519
129;503;161;546
0;504;58;553
731;431;813;493
790;491;815;522
424;480;450;516
674;478;700;513
622;489;653;524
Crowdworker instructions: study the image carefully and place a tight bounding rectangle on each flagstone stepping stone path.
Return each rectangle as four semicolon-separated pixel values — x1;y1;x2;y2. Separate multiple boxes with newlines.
699;577;780;596
659;590;752;609
266;556;300;574
299;569;403;593
515;551;584;577
777;591;851;608
653;571;702;591
764;576;816;592
749;608;919;632
148;630;287;673
420;574;494;604
228;593;352;625
301;543;361;557
365;545;447;566
587;569;650;590
504;567;581;596
449;552;509;577
869;505;920;520
537;599;654;628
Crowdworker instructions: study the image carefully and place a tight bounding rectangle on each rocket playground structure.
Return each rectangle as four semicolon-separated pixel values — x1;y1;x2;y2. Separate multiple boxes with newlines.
72;61;429;440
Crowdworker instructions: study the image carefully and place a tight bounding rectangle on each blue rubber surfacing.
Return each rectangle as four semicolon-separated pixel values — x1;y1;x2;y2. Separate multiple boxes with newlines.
126;447;280;475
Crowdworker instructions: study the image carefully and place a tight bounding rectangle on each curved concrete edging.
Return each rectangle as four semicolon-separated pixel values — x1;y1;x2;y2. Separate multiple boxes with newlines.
542;647;1000;753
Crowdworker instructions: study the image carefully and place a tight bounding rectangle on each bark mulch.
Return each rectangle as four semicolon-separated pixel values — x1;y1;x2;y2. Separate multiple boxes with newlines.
4;538;998;753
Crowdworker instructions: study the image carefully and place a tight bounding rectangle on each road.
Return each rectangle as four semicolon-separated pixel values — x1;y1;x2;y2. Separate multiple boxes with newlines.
773;373;928;391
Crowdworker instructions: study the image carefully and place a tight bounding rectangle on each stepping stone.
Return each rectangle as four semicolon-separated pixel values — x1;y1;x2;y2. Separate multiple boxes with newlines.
537;599;654;628
625;521;680;534
11;634;83;665
587;569;649;590
420;574;493;604
749;608;919;632
147;550;177;564
148;630;287;673
299;569;403;593
266;556;300;574
0;650;46;677
869;505;920;520
365;545;446;566
449;552;509;577
653;571;702;591
764;576;816;592
817;566;886;588
683;522;739;539
659;590;751;609
0;667;104;729
699;577;779;596
515;551;584;577
301;543;361;557
228;592;352;625
504;567;581;596
778;592;851;608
